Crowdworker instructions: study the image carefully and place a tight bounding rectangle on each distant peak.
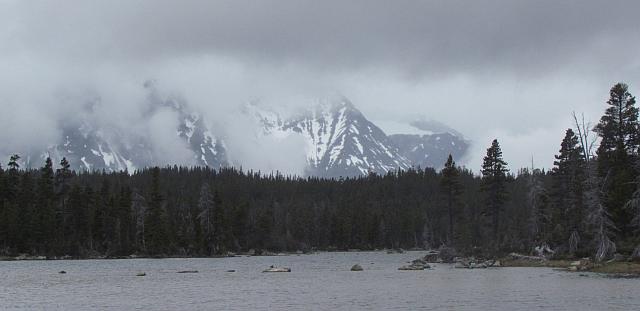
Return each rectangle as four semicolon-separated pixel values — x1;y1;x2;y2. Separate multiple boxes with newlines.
410;119;464;138
312;94;359;115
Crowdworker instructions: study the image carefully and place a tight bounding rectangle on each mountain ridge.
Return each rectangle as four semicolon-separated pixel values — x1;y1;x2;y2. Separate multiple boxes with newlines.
9;91;468;176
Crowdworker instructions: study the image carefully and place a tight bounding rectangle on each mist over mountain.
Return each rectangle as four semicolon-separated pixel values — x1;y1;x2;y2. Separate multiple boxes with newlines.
6;84;468;176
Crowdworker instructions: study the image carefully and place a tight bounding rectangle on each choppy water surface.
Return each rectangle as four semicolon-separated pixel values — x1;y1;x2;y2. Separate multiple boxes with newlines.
1;251;638;310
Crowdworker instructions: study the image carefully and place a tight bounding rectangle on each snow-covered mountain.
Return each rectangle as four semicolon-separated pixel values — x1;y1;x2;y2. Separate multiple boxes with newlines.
16;89;467;176
246;97;411;176
390;132;469;170
388;120;470;170
37;83;227;172
46;122;151;173
245;96;468;177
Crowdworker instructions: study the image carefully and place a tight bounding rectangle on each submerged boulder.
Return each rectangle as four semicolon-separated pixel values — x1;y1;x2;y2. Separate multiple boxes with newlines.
263;266;291;273
351;264;364;271
398;262;429;271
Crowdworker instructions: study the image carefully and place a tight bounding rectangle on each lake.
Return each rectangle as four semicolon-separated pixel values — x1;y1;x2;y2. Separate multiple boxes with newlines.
1;251;638;310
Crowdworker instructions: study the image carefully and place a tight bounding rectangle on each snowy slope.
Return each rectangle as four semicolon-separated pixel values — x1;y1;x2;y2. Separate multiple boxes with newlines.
18;90;467;175
39;83;228;172
247;96;412;177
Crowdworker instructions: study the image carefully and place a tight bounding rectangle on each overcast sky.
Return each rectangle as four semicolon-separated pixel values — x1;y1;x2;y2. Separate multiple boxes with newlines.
1;0;639;171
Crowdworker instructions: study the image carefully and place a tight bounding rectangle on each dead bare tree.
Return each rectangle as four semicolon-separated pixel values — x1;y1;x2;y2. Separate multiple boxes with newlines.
572;111;597;163
585;169;616;262
571;112;616;261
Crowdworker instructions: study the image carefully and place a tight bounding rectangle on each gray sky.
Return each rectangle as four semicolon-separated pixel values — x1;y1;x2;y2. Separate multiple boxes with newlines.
1;0;639;171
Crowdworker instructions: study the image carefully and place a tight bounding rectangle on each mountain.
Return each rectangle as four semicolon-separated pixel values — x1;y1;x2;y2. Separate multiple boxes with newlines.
389;132;469;170
46;122;151;173
17;89;467;176
246;96;468;177
37;83;227;172
388;120;470;170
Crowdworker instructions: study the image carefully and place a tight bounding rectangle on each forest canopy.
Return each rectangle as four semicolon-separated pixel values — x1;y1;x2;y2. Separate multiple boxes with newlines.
0;83;639;261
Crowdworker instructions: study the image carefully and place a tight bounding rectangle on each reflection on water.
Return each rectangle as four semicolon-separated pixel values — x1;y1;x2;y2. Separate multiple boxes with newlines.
0;251;637;310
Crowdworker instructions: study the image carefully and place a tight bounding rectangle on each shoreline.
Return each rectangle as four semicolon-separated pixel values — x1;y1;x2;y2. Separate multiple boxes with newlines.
3;250;640;276
501;258;640;276
0;249;421;262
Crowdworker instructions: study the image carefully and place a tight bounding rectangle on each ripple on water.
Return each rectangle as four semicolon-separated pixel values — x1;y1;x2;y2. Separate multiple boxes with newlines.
1;252;639;310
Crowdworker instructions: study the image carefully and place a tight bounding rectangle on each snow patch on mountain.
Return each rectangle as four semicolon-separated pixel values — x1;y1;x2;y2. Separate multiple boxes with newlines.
247;96;412;177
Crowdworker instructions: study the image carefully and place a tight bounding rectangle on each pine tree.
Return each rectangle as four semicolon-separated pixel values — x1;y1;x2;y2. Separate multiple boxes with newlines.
67;184;86;255
1;155;21;252
54;157;73;248
17;172;35;252
212;189;226;254
440;154;462;245
551;129;586;254
527;167;550;248
481;139;509;249
595;83;639;158
5;155;20;200
144;167;169;255
197;183;215;255
594;83;638;242
92;179;110;252
117;186;133;255
34;158;55;254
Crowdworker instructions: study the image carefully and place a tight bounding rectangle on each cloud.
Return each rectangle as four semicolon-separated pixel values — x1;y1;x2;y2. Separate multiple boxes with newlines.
1;0;639;171
4;0;639;77
147;108;197;166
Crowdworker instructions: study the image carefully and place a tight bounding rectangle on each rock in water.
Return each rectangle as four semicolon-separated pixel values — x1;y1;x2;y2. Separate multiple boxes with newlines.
398;263;427;270
262;267;291;273
351;264;364;271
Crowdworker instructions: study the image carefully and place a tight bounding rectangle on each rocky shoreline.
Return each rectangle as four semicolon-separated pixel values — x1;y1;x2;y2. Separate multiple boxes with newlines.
4;249;640;276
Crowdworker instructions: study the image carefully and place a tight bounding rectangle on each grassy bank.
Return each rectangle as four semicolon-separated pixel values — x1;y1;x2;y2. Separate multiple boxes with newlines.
502;257;640;275
588;262;640;274
501;259;574;268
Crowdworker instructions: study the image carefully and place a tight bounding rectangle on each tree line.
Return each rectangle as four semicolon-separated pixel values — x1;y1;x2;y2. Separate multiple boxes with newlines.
0;83;639;261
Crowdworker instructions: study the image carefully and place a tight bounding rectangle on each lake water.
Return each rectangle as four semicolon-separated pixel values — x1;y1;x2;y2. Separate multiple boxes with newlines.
1;251;638;310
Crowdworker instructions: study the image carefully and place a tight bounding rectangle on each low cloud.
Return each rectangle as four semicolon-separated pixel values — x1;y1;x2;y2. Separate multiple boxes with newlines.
1;1;638;171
